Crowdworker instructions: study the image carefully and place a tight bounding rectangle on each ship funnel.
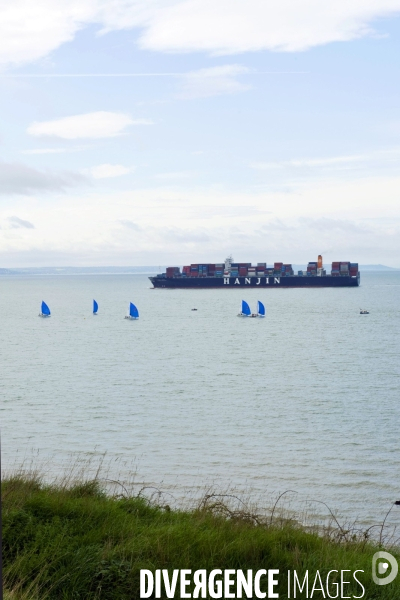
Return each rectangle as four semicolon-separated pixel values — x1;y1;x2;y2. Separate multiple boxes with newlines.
318;254;323;269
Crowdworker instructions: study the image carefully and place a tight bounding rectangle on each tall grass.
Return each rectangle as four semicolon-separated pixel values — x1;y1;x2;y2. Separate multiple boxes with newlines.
2;471;400;599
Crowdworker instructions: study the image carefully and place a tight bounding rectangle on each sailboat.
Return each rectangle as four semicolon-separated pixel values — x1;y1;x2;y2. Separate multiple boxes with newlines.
93;299;98;315
257;301;266;318
39;301;51;318
238;300;251;317
125;302;139;320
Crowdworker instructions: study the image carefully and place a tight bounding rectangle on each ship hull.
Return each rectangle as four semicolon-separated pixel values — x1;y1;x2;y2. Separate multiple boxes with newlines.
149;273;360;288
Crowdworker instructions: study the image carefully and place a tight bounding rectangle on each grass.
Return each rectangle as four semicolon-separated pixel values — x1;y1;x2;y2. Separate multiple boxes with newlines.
2;472;400;599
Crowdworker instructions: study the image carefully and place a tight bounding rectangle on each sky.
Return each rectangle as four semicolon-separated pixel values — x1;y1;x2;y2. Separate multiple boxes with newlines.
1;1;400;267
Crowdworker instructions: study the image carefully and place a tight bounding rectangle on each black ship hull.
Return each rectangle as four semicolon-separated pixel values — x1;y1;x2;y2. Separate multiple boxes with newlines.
149;273;360;288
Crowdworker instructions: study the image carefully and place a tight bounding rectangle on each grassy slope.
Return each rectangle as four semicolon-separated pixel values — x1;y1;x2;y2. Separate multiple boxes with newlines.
2;476;400;599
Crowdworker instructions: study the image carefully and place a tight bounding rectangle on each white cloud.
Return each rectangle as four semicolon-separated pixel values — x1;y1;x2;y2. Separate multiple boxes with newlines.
7;216;35;229
2;1;400;67
27;111;153;140
22;148;79;155
179;65;251;98
251;154;368;170
86;164;134;179
107;0;400;54
0;160;86;194
22;148;69;155
250;149;400;171
0;1;93;67
2;176;400;266
155;171;194;179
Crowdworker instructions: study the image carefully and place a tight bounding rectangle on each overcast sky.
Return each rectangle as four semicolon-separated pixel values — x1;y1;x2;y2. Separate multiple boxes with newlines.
1;0;400;267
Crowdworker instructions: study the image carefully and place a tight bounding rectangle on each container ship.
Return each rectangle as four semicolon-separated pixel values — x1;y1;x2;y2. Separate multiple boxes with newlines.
149;256;360;288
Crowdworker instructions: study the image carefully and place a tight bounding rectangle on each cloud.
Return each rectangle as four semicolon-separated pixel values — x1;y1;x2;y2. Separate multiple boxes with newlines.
178;65;251;99
0;161;86;195
27;111;153;140
251;154;369;170
2;177;400;267
8;216;35;229
250;148;400;175
119;220;142;230
299;217;371;234
2;1;400;67
22;148;80;155
109;0;400;54
155;171;194;179
86;164;134;179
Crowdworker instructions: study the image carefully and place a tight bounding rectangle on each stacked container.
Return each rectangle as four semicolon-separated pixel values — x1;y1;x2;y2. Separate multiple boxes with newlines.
248;266;256;277
198;264;208;277
331;261;340;276
215;263;224;277
349;263;359;277
256;265;266;276
340;262;350;275
182;265;190;277
239;267;248;276
307;262;317;276
190;264;199;277
282;264;294;276
166;267;181;278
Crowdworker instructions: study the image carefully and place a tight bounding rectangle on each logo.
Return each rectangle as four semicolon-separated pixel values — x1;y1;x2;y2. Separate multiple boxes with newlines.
372;551;398;585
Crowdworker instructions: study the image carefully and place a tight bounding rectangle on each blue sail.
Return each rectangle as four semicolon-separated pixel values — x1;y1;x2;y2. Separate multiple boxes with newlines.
93;299;98;314
241;300;251;316
257;301;265;317
129;302;139;319
41;301;51;316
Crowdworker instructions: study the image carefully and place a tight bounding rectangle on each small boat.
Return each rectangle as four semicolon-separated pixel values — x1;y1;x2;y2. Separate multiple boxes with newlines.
39;301;51;318
125;302;139;320
257;300;266;318
360;309;369;314
191;308;198;311
238;300;251;317
93;299;98;315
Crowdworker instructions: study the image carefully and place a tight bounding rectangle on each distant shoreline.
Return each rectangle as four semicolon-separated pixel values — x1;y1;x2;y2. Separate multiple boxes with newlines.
1;264;399;275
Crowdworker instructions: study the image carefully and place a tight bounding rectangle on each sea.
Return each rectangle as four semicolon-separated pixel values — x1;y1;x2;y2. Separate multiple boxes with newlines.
1;271;400;532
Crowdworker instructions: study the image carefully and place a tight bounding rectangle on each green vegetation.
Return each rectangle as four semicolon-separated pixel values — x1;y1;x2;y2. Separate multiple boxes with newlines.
2;473;400;599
